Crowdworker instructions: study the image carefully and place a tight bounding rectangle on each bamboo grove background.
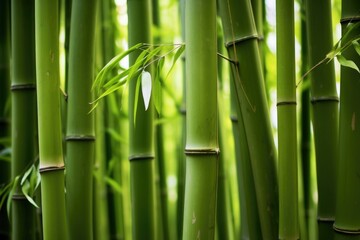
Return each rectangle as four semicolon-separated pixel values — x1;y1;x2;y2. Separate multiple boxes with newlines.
0;0;360;239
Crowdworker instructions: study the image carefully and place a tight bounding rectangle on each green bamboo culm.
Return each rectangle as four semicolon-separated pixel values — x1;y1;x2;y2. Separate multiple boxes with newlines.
35;0;67;239
128;0;156;239
65;0;98;239
276;0;298;238
11;1;37;239
306;0;339;239
333;1;360;239
219;0;279;238
0;0;11;238
182;0;218;238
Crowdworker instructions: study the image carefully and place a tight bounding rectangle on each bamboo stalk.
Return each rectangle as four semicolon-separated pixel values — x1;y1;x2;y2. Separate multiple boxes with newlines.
334;1;360;238
11;1;37;239
65;1;98;239
276;0;298;238
182;0;218;238
35;0;67;239
0;1;11;239
306;1;339;239
219;0;279;238
128;0;156;238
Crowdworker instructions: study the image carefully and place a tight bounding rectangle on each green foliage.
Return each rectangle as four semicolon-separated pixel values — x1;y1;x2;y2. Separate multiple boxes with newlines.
91;43;185;118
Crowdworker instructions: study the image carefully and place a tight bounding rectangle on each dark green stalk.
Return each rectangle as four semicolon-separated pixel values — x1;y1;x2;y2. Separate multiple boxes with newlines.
128;0;156;239
182;0;218;238
65;1;98;239
276;0;298;238
219;0;279;238
299;1;311;239
11;1;37;239
0;1;11;239
35;0;67;239
230;76;262;240
306;1;339;239
334;1;360;239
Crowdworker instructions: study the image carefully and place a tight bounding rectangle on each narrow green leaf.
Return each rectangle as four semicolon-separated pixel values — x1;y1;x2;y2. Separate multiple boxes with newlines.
0;181;13;210
21;165;35;185
337;54;360;73
127;49;149;87
106;128;127;144
352;40;360;56
21;181;39;208
154;57;165;114
133;74;142;125
7;176;19;217
141;71;152;111
165;45;185;80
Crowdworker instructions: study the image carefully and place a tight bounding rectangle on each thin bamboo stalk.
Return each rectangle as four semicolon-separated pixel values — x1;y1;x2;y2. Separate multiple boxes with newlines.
128;0;156;239
182;0;218;238
0;1;11;239
11;1;37;239
35;0;67;239
276;0;298;238
65;0;98;239
219;0;279;238
306;1;339;239
334;1;360;238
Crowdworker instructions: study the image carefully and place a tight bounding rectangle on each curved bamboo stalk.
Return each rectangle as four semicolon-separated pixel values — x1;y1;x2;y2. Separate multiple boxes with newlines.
182;0;218;238
0;0;11;238
334;1;360;238
35;0;67;239
219;0;279;238
65;1;98;239
306;0;339;239
128;0;156;239
11;1;37;239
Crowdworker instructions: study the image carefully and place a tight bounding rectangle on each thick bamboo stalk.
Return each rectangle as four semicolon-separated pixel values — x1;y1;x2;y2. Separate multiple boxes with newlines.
11;1;37;239
35;0;67;239
219;0;279;238
276;0;298;238
306;1;339;239
0;1;11;238
128;0;156;239
182;0;218;239
65;1;98;239
334;1;360;238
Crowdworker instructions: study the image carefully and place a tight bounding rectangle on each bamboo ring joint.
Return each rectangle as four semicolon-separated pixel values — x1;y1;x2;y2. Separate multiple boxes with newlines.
129;154;155;161
10;83;36;91
65;135;95;141
311;96;339;104
333;224;360;235
12;194;27;200
340;16;360;24
225;34;259;48
276;100;297;106
185;148;220;155
39;165;65;174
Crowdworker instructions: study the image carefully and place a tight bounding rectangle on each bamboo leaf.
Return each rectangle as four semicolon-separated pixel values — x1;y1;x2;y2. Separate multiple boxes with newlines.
165;45;185;81
352;40;360;56
0;181;13;210
133;74;142;125
141;71;152;111
337;54;360;73
21;181;39;208
154;57;165;114
106;128;127;144
21;165;35;185
7;176;19;217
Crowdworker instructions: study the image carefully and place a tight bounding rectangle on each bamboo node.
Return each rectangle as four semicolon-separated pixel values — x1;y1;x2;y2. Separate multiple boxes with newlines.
129;154;155;161
10;83;36;91
340;16;360;24
333;223;360;235
276;100;297;106
12;193;27;200
230;115;238;123
184;148;220;155
311;96;339;104
39;165;65;174
225;34;259;48
65;135;95;141
317;217;335;222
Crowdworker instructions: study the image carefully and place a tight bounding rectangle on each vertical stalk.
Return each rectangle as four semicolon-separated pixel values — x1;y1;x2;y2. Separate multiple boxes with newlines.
65;0;98;239
306;1;339;239
0;0;11;239
276;0;298;238
334;1;360;238
11;1;37;239
128;0;156;239
219;0;279;238
182;0;218;238
35;0;67;239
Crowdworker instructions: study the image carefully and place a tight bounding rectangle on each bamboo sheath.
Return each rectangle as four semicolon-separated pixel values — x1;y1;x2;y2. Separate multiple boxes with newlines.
11;1;37;239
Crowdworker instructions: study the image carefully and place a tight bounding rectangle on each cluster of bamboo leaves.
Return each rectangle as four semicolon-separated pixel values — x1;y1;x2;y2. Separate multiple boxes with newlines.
1;0;360;239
